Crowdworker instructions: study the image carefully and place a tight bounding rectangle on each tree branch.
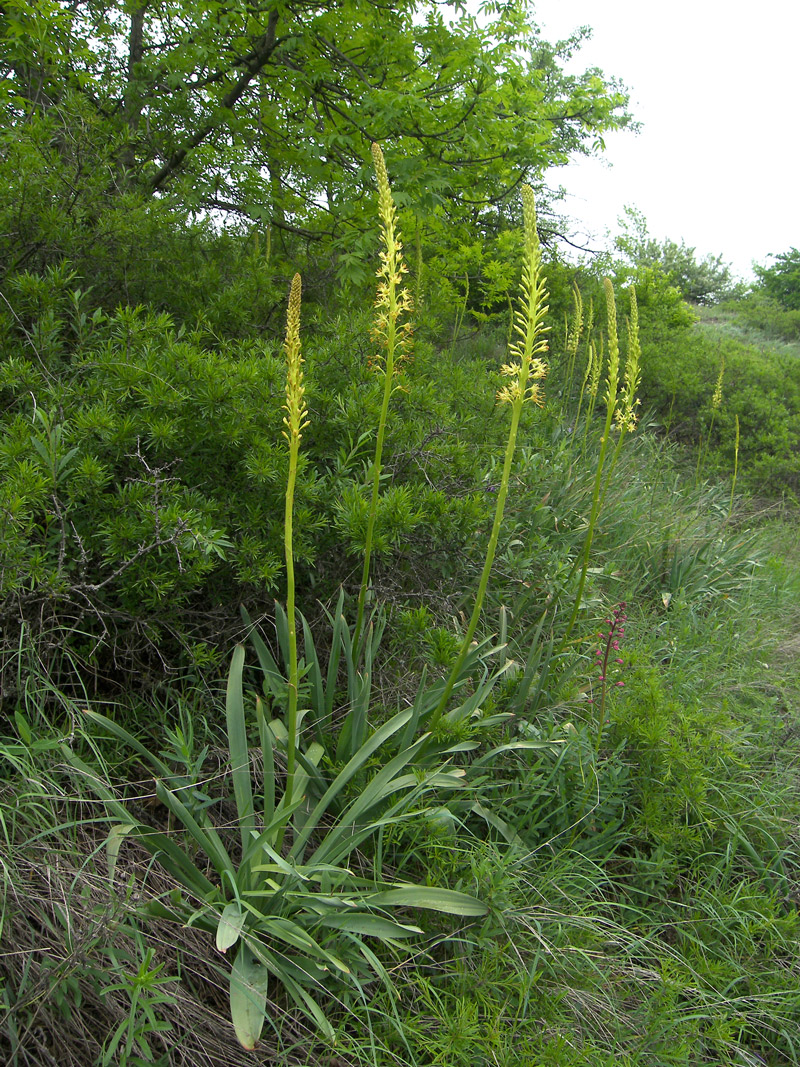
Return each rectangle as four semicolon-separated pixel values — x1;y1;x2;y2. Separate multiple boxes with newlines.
149;9;280;191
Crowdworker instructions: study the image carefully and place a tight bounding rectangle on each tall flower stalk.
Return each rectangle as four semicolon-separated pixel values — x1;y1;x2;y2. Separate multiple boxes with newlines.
589;602;627;752
728;413;740;520
581;331;604;456
563;283;584;419
281;273;307;814
598;284;642;506
353;143;413;655
431;184;548;725
562;278;623;644
697;353;725;484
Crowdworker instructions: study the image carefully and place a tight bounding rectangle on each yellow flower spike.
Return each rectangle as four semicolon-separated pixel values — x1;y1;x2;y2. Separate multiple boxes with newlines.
433;184;549;724
497;184;550;407
602;278;620;415
563;282;585;416
615;285;642;434
563;278;628;645
282;273;307;443
354;144;414;654
712;354;725;410
370;142;414;376
589;335;604;400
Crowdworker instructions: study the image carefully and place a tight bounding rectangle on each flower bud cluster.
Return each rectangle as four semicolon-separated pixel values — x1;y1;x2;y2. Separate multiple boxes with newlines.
371;143;413;374
282;273;309;443
497;184;549;407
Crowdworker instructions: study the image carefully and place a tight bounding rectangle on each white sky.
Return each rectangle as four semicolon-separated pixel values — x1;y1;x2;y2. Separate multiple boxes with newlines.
468;1;800;281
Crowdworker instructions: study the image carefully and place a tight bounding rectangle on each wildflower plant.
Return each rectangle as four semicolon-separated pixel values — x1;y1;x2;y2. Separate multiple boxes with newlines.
432;184;549;724
353;143;414;655
697;352;725;483
563;282;584;417
589;601;628;751
280;273;307;815
615;287;641;434
71;271;487;1054
564;280;640;643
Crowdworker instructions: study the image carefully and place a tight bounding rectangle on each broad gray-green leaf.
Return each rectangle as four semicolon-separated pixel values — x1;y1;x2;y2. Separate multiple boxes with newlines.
105;823;133;884
367;885;487;916
230;943;269;1050
216;901;246;953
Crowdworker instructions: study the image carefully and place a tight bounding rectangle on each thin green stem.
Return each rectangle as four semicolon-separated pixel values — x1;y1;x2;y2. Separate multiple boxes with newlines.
353;333;395;655
430;402;524;726
431;183;548;726
283;436;300;814
279;273;305;824
562;279;620;646
728;414;740;520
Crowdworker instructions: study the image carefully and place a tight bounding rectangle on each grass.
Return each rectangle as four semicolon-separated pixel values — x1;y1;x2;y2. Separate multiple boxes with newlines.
695;304;800;361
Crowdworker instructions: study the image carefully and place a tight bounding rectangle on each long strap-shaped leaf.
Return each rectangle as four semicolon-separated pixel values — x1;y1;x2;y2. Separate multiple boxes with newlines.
241;606;286;703
243;938;336;1040
322;590;347;730
363;885;488;916
289;707;413;860
230;942;269;1050
317;913;422;938
255;697;275;841
80;710;173;778
226;645;255;858
306;735;433;867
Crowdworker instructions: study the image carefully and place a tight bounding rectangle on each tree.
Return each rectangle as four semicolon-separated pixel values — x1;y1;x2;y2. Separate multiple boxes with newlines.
0;0;631;269
754;248;800;310
615;207;738;305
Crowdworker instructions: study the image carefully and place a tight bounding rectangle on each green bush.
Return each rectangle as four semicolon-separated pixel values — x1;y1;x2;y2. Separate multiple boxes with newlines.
0;270;515;696
636;322;800;494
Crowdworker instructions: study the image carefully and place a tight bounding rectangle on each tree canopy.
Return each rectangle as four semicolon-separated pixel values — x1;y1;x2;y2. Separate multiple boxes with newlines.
0;0;631;267
614;207;738;306
754;248;800;311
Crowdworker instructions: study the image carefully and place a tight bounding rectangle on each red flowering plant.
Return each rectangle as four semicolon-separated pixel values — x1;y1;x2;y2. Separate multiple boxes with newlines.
588;602;628;751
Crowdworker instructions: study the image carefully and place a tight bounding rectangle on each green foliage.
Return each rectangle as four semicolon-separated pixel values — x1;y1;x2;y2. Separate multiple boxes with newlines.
3;17;800;1062
0;0;631;281
615;206;741;305
754;246;800;310
722;290;800;344
69;644;485;1047
0;270;509;690
638;320;800;493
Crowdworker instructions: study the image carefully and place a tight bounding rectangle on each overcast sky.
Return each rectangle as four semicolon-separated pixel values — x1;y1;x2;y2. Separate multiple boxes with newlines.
473;1;800;281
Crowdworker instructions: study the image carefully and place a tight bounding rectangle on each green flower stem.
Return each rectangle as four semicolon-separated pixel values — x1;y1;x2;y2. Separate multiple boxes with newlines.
562;279;620;646
431;183;548;727
562;407;615;646
353;333;394;656
280;274;306;821
728;414;740;520
283;431;300;812
430;399;525;727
